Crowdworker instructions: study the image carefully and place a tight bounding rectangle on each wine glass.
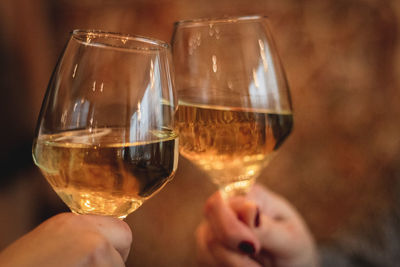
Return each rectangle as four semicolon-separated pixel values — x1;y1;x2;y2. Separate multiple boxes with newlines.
172;16;293;196
32;30;178;219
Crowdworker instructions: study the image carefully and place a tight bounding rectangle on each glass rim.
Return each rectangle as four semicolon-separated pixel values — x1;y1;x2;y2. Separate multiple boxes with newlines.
174;15;268;27
71;29;170;51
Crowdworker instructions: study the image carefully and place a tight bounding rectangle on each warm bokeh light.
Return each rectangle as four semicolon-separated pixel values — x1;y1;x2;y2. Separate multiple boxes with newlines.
0;0;399;266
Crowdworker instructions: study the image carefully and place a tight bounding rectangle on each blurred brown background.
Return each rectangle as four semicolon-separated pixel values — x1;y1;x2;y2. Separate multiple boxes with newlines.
0;0;399;266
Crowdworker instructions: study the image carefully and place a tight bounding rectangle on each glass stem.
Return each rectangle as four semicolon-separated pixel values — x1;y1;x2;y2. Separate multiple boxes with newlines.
219;179;255;198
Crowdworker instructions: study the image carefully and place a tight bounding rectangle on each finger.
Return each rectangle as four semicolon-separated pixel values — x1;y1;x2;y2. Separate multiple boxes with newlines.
80;215;132;261
209;241;262;267
229;196;259;228
255;214;318;266
204;192;260;254
87;238;126;267
15;213;131;266
253;214;307;258
197;221;262;267
255;215;289;256
248;184;298;221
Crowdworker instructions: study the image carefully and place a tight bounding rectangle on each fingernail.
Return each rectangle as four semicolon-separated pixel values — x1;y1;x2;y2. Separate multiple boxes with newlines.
254;207;260;227
238;241;255;255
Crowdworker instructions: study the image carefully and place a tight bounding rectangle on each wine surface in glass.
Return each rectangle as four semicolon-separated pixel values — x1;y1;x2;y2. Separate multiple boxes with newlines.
176;102;292;191
33;127;178;218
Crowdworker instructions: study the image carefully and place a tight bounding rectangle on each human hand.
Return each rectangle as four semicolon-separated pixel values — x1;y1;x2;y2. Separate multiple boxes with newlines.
196;184;318;267
0;213;132;267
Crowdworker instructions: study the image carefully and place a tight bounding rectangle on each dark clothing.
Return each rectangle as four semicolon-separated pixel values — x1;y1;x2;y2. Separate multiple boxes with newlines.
320;180;400;267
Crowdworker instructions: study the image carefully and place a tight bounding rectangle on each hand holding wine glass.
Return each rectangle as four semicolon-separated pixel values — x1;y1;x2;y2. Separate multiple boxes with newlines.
32;30;178;219
196;184;318;267
0;213;132;267
172;16;293;196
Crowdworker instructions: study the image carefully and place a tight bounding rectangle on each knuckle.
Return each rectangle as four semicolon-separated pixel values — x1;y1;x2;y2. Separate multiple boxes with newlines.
204;192;222;217
203;197;216;217
83;233;113;264
119;221;133;245
243;201;257;214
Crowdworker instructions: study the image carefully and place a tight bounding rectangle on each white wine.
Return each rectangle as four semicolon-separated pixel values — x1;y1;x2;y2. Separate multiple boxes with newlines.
33;128;178;218
176;102;292;192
